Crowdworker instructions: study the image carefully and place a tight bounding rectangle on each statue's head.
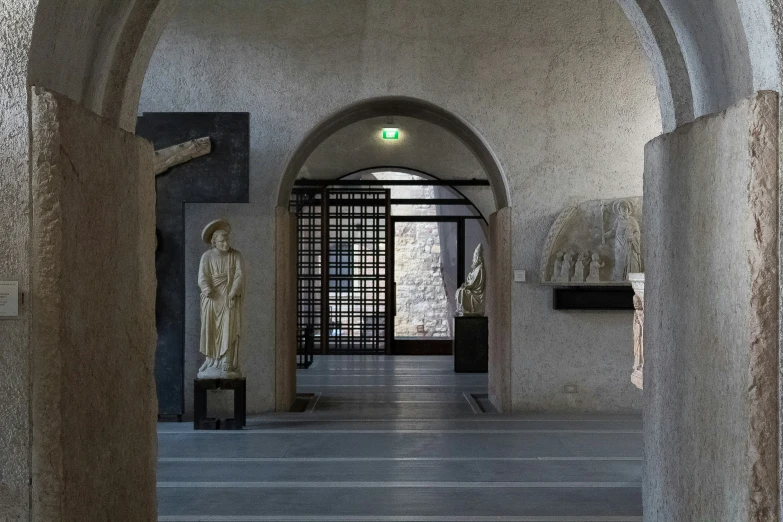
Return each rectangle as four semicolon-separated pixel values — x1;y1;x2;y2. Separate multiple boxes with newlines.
615;199;633;218
202;219;233;250
472;244;484;268
212;229;230;252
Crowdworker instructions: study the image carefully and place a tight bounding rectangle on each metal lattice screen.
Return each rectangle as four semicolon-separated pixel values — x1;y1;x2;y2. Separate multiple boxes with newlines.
325;189;389;354
291;188;390;355
291;190;323;360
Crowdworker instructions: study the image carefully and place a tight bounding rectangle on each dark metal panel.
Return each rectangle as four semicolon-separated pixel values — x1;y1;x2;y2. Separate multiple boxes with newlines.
552;287;635;310
136;112;250;417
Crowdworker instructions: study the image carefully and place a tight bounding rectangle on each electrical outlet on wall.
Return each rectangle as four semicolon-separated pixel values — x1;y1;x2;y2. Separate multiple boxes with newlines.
563;384;578;394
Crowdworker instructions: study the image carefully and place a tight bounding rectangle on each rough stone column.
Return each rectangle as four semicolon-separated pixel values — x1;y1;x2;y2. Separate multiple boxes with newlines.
30;87;158;521
644;91;779;521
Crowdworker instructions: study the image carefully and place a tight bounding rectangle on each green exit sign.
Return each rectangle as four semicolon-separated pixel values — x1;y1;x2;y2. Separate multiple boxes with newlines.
382;128;400;140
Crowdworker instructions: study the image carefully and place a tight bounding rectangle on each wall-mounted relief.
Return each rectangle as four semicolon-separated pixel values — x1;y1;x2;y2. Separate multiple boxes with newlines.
540;197;643;285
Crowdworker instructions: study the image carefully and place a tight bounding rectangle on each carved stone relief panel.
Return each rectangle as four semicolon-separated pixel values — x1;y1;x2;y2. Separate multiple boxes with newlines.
540;197;643;285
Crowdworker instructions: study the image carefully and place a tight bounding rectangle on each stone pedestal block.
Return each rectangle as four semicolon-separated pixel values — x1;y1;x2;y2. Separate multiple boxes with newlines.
453;316;489;373
194;378;247;430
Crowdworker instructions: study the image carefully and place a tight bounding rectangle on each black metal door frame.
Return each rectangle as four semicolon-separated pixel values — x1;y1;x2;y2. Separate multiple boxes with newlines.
389;216;472;354
291;176;490;358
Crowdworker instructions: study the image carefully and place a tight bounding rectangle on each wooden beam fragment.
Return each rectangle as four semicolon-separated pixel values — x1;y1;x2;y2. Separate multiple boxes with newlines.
153;136;211;175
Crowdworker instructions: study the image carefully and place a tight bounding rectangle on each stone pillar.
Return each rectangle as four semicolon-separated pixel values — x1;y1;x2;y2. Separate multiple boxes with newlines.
628;273;644;390
30;87;158;521
643;91;779;521
275;207;297;412
487;207;512;412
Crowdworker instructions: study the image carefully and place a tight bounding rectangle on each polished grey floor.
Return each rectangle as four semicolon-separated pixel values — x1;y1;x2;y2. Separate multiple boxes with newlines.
157;355;642;521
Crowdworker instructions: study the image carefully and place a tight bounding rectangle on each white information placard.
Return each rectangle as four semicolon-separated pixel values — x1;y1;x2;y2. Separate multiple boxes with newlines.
0;281;19;317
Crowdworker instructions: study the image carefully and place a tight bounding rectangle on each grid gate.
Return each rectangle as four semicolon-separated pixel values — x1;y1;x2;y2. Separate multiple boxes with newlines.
291;190;322;365
291;188;390;355
325;189;389;354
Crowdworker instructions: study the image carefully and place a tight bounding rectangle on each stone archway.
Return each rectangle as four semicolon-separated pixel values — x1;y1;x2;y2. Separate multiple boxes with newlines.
274;97;514;412
3;0;783;520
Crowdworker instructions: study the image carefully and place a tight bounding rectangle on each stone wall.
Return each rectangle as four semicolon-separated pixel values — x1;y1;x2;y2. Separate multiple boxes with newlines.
30;88;158;521
0;4;35;519
643;91;779;520
382;174;452;338
393;219;451;338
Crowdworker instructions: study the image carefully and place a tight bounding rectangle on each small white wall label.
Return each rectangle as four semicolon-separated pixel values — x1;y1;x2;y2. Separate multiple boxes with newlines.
514;270;527;282
0;281;19;317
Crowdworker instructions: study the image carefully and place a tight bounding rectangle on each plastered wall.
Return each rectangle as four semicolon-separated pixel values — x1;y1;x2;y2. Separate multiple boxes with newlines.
0;3;35;520
643;91;779;521
140;0;661;413
30;88;158;521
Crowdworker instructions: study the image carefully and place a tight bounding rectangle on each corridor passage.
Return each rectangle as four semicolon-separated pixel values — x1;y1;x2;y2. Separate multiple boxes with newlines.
157;356;643;521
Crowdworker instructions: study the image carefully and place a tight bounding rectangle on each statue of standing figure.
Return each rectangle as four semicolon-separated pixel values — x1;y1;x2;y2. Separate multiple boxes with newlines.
603;200;642;281
586;253;604;282
571;252;589;283
456;244;486;316
198;219;245;379
552;252;564;282
560;251;575;282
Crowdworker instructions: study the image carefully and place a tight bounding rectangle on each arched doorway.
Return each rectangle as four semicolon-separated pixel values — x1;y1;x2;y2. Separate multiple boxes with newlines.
2;0;783;519
274;99;513;413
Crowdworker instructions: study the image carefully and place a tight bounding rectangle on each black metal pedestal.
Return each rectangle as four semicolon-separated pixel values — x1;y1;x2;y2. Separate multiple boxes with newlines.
194;378;247;430
453;316;489;373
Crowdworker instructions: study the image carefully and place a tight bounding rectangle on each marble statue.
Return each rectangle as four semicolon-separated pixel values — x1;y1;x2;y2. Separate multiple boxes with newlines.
552;252;564;282
455;244;486;316
560;251;575;282
197;219;245;379
629;273;645;389
571;252;588;283
586;253;604;282
603;199;642;281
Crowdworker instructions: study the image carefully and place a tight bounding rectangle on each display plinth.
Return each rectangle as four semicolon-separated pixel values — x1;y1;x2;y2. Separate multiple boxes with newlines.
194;378;246;430
453;316;488;373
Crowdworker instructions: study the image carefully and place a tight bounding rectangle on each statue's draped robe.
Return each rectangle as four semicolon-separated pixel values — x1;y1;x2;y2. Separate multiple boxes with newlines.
456;264;486;315
198;248;244;369
612;217;642;280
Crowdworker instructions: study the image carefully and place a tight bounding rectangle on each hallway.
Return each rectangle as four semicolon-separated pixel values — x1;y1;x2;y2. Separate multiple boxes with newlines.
156;356;643;521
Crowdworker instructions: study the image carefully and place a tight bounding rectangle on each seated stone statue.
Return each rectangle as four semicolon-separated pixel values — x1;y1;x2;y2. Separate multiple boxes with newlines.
456;244;486;316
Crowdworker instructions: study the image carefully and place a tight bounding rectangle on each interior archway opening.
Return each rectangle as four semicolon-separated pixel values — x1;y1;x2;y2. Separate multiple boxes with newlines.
282;108;506;415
